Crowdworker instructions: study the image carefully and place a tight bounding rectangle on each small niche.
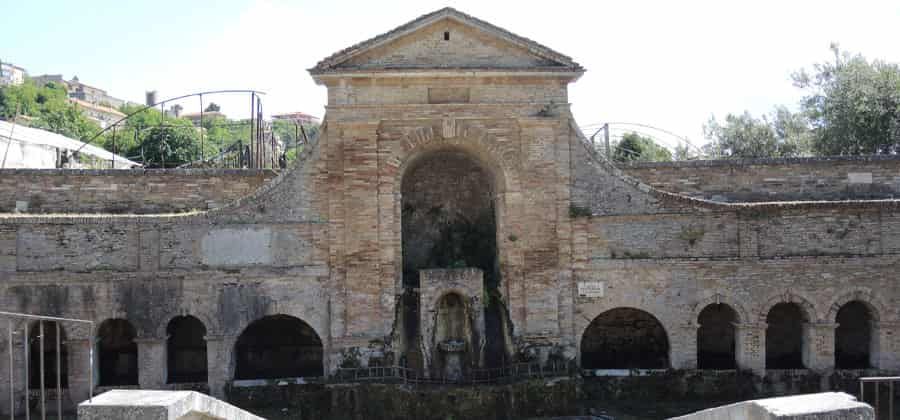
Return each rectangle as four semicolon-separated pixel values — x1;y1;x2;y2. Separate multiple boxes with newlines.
443;31;450;41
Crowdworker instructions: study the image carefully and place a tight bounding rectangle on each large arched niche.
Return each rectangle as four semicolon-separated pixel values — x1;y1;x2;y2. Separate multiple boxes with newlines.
397;144;512;370
400;146;501;289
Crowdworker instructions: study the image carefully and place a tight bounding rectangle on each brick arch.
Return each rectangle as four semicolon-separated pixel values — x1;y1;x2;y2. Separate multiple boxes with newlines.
757;291;819;323
155;311;217;339
431;288;473;310
579;306;671;369
387;120;522;195
233;313;324;380
691;293;750;324
825;289;886;323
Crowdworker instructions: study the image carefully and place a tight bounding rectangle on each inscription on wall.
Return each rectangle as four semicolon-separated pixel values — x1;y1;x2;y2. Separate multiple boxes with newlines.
578;281;605;298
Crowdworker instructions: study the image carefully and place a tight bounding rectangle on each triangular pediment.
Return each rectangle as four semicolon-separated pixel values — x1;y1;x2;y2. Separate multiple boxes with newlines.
310;8;583;74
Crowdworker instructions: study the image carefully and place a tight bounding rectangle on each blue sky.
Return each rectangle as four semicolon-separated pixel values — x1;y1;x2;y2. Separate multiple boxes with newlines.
4;0;900;148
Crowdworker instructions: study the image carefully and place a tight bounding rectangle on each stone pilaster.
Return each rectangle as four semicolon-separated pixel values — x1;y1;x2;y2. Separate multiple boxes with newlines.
134;337;166;389
0;328;26;416
671;323;698;370
205;335;236;400
874;322;900;370
735;323;766;375
803;322;837;372
65;338;94;407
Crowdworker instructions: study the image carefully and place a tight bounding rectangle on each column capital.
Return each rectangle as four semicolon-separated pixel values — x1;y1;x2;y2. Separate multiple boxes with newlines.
733;322;766;330
805;322;839;330
203;334;237;342
133;337;166;344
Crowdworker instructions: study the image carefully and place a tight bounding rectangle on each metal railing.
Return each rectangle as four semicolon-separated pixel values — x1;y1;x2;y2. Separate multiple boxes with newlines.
860;376;899;420
1;311;93;420
74;90;285;169
330;361;571;385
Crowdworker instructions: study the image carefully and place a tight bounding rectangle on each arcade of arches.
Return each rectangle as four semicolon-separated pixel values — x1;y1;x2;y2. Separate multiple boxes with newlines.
579;301;880;372
25;301;880;389
14;300;883;392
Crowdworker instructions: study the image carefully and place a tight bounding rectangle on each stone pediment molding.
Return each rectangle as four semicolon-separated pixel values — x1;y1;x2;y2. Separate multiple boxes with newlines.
310;7;584;77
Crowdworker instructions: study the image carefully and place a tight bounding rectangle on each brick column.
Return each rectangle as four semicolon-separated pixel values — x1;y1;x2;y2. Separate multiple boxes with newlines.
205;335;236;400
65;338;93;406
134;337;166;389
874;321;900;370
735;323;766;375
803;322;837;372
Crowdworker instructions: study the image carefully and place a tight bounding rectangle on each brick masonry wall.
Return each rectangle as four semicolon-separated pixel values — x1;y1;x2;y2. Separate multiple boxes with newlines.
4;22;900;416
0;169;276;214
622;156;900;202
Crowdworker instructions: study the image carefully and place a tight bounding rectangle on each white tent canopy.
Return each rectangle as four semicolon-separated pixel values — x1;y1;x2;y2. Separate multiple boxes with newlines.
0;120;140;168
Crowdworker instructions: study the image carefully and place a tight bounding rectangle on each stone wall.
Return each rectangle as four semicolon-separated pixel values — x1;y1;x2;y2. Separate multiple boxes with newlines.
3;9;900;418
622;156;900;202
0;169;276;214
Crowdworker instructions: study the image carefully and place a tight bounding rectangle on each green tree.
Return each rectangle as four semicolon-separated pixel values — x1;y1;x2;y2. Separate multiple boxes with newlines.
793;44;900;155
204;102;221;112
612;132;672;162
0;80;102;141
98;104;202;167
703;110;808;159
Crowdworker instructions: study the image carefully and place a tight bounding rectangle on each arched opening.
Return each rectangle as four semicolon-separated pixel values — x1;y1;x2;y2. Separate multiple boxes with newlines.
581;308;669;369
435;293;468;342
166;316;208;383
434;292;472;380
401;148;498;288
835;301;873;369
765;303;807;369
97;319;138;386
28;321;67;388
399;148;506;370
697;304;737;369
234;315;323;380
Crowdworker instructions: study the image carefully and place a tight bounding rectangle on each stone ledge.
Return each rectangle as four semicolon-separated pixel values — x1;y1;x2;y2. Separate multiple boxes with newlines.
622;154;900;169
670;392;873;420
78;389;264;420
0;168;276;176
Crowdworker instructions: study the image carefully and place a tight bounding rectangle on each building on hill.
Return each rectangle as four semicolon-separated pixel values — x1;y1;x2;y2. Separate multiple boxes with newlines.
30;74;126;108
0;61;26;86
271;111;320;125
69;97;126;128
1;7;899;417
67;76;125;108
30;74;66;88
181;110;227;126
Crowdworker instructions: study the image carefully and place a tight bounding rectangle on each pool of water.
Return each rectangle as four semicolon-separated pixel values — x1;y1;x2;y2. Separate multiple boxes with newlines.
251;399;735;420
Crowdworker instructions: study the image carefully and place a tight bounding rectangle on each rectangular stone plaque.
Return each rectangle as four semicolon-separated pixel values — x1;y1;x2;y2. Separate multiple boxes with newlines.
848;172;873;184
578;281;604;298
428;87;470;104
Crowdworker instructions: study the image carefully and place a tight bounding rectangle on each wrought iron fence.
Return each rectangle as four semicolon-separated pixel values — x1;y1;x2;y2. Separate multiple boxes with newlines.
74;90;308;170
860;376;899;420
1;311;93;420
